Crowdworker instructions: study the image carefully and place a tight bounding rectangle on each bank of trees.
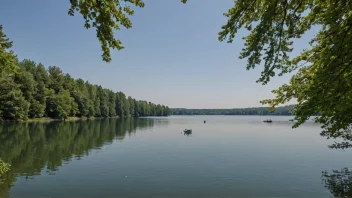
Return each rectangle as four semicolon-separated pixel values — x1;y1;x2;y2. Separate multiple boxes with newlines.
172;105;294;116
0;59;171;121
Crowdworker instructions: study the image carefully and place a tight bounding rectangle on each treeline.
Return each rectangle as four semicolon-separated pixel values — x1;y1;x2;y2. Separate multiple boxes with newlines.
172;105;295;115
0;59;171;121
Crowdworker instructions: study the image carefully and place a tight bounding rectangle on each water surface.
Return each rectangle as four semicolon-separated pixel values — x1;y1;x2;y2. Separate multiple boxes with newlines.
0;116;351;198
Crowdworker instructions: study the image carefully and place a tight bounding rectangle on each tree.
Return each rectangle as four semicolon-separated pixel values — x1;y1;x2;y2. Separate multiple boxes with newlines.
134;99;139;117
124;98;130;117
165;106;172;116
116;92;125;117
68;0;145;62
86;82;97;117
97;87;109;117
62;73;79;116
46;89;74;119
156;104;163;116
68;0;350;147
128;96;134;117
15;62;44;118
0;25;172;121
48;66;65;94
0;73;30;120
0;57;170;121
27;62;48;118
108;90;116;117
72;78;90;117
63;73;75;92
33;63;50;114
184;0;352;147
94;95;101;117
0;25;16;74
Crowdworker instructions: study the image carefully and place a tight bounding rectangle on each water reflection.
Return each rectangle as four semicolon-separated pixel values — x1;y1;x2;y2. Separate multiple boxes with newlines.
265;116;352;198
1;116;352;197
0;118;163;197
322;168;352;198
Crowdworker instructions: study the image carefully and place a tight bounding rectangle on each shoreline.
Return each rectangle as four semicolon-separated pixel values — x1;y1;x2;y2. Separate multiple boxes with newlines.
0;116;120;123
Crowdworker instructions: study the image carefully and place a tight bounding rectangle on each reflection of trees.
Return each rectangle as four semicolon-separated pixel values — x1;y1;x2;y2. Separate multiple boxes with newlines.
322;168;352;198
321;125;352;149
328;140;352;150
0;118;159;197
0;159;10;183
322;129;352;197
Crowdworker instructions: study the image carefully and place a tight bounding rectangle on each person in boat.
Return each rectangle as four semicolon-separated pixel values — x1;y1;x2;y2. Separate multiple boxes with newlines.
184;129;192;133
263;119;272;123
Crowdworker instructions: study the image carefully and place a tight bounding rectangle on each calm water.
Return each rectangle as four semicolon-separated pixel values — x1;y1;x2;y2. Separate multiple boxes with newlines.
0;116;351;198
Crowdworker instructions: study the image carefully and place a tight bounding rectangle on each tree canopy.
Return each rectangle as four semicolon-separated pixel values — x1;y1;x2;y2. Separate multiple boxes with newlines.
69;1;352;148
0;25;16;73
209;0;352;148
0;51;171;121
68;0;145;62
182;0;352;148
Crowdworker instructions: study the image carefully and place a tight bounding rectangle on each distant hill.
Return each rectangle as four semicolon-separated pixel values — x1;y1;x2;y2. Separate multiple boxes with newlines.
172;105;295;116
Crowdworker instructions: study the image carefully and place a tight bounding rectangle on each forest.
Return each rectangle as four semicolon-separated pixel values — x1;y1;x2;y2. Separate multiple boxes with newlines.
172;105;295;116
0;59;171;121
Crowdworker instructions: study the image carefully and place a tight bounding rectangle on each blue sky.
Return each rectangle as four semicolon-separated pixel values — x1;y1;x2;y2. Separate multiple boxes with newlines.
1;0;315;108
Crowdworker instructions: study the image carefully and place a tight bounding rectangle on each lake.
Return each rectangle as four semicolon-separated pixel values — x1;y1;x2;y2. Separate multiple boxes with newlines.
0;116;351;198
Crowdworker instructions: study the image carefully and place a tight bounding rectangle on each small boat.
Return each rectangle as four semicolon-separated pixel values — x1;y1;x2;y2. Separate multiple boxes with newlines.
263;119;272;123
184;129;192;133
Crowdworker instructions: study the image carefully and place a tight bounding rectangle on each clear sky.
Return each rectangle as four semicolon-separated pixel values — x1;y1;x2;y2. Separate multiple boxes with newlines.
1;0;315;108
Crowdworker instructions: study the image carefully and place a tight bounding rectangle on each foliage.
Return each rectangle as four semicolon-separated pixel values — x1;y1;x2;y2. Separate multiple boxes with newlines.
67;0;352;148
173;105;294;116
179;0;352;147
0;159;10;176
0;58;170;121
46;89;74;119
0;26;171;120
0;159;10;185
68;0;145;62
0;25;16;74
0;73;30;121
